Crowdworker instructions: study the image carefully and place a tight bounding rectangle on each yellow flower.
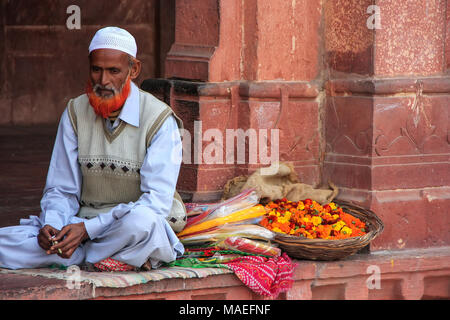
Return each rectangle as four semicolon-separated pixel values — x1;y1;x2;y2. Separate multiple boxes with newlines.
277;211;291;224
297;202;305;210
332;221;346;231
285;211;292;220
278;217;288;224
272;227;283;233
312;202;323;211
332;214;339;220
311;216;322;226
341;226;352;236
329;202;337;210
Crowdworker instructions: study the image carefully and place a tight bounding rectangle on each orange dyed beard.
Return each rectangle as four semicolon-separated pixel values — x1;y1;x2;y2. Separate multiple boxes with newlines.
86;76;131;119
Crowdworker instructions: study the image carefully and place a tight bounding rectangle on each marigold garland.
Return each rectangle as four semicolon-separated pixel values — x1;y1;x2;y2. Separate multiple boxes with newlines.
259;198;367;240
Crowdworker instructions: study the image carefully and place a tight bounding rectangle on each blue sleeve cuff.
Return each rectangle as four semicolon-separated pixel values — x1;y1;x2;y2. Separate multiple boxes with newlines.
83;217;105;240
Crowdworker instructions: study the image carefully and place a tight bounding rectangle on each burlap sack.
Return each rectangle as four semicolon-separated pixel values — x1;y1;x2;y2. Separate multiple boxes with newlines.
222;162;338;205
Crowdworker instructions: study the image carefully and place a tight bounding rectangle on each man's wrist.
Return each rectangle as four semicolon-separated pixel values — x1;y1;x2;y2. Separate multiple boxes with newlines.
80;222;90;241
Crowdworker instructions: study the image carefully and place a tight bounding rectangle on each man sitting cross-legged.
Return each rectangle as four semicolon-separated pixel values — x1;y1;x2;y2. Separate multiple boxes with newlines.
0;27;186;271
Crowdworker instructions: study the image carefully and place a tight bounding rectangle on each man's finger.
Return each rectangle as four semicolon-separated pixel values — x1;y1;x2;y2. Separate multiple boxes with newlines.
37;233;52;250
59;246;77;259
57;245;76;259
53;226;70;242
51;232;81;254
48;227;59;238
37;238;51;251
40;228;52;241
51;230;73;249
50;229;71;254
37;233;46;244
53;237;77;253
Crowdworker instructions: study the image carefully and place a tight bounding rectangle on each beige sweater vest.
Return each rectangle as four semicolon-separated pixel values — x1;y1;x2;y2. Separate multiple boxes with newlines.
67;88;187;232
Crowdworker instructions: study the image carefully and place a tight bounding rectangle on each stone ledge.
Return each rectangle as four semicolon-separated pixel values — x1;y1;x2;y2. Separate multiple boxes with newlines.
141;78;322;99
1;247;448;300
328;76;450;95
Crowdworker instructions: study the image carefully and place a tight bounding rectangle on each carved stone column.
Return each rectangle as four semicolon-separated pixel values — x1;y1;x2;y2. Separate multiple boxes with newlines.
143;0;450;251
323;0;450;249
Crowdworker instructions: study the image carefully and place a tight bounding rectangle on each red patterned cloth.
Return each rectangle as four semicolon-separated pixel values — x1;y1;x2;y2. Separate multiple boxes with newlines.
94;258;135;272
92;252;296;299
223;252;296;299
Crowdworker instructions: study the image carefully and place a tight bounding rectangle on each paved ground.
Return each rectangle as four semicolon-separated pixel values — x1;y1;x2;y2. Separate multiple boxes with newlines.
1;247;449;300
0;128;91;300
0;125;57;228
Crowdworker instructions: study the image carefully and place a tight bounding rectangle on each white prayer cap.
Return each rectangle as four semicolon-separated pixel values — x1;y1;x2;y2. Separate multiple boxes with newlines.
89;26;137;58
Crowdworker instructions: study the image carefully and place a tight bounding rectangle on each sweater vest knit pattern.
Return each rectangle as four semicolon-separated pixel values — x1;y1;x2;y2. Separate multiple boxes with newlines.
67;88;187;232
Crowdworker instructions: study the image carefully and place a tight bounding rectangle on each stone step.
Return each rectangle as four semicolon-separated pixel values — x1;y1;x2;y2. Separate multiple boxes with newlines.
0;246;448;300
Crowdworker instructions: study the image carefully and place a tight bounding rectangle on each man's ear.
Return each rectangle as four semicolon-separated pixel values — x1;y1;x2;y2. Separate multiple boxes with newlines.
130;59;142;80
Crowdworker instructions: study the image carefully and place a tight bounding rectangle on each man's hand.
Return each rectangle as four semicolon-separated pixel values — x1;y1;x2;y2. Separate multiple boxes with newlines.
50;222;90;259
38;225;60;252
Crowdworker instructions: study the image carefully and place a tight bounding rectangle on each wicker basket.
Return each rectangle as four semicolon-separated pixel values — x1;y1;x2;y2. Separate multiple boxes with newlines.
273;200;384;261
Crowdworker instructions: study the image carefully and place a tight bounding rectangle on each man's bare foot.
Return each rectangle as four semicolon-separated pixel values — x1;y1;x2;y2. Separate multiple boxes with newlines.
140;260;152;271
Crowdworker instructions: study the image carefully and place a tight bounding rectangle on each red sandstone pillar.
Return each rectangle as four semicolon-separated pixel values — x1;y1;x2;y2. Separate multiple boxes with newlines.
164;0;220;81
323;0;450;250
153;0;324;202
143;0;449;251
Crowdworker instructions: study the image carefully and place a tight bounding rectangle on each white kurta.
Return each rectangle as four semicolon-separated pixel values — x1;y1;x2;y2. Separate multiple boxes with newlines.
0;82;185;269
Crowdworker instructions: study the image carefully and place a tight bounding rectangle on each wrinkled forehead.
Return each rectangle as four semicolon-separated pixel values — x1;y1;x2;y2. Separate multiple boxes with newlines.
89;48;130;67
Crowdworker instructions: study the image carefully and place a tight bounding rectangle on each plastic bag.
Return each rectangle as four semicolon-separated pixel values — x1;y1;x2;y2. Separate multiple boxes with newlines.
179;224;275;245
177;204;266;238
202;189;259;222
184;189;259;228
185;202;218;217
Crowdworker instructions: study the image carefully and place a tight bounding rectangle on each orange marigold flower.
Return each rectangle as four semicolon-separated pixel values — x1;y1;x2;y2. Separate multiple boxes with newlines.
260;199;367;239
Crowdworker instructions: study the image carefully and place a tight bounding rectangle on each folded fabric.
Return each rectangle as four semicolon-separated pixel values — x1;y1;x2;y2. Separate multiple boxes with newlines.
168;245;296;299
219;236;281;257
167;254;241;268
86;252;296;299
225;253;295;299
178;246;270;260
179;224;274;244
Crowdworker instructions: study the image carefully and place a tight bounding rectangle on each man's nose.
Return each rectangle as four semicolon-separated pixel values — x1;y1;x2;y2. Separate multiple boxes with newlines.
100;71;110;86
